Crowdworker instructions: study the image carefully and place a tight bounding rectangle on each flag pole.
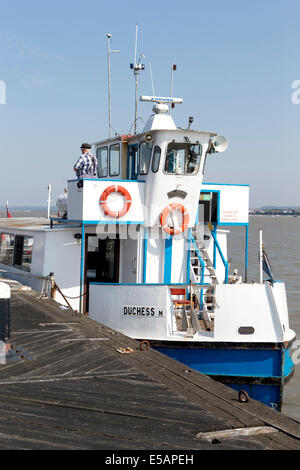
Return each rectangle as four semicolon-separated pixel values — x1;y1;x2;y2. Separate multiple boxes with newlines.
6;201;12;219
47;184;52;219
258;228;263;284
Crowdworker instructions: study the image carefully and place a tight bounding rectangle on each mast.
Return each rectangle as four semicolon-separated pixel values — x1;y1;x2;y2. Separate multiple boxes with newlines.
130;25;145;134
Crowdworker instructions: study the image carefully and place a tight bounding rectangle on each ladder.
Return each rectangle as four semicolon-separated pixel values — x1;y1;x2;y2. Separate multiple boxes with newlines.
189;234;219;323
191;245;219;285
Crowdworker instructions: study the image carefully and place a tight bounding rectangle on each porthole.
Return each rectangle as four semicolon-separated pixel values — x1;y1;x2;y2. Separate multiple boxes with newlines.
238;326;255;335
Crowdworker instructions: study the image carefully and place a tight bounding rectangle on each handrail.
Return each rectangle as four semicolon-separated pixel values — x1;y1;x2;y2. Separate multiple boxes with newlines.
208;223;228;283
67;178;146;183
0;269;48;281
190;235;205;284
190;234;205;308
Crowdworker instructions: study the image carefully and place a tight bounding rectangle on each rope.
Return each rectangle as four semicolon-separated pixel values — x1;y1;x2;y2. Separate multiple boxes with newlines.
54;287;88;300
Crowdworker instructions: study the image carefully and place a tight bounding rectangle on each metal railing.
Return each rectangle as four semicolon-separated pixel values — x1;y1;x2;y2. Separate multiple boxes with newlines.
208;223;229;284
190;234;205;308
190;235;205;284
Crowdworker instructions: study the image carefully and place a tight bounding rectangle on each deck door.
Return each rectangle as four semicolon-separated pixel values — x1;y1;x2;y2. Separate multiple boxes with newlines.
84;235;120;313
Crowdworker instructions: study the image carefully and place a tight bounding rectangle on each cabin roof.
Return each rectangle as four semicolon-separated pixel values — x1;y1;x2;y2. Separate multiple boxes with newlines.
0;218;79;232
92;128;219;147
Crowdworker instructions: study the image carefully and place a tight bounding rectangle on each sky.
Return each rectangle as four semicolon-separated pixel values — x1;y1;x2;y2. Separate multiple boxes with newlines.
0;0;299;208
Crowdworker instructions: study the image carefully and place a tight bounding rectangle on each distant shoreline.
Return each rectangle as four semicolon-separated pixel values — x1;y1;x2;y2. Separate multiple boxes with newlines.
0;208;299;217
250;210;300;216
0;207;55;211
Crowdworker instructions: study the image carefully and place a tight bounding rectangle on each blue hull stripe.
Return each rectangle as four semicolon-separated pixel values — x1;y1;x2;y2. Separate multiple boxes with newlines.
155;347;283;377
154;346;295;410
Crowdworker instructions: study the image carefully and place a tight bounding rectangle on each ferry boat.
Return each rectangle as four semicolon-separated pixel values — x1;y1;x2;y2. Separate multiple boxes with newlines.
0;52;296;412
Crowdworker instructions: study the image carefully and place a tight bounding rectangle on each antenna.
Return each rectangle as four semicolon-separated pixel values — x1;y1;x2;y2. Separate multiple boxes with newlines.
130;25;145;134
149;62;155;96
134;24;138;65
107;33;120;138
169;63;177;115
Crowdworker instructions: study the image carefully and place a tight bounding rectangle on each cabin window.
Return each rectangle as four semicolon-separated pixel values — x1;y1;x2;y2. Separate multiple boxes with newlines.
97;147;108;177
139;141;153;175
128;145;138;180
109;144;120;176
164;142;202;175
13;235;33;271
152;146;161;173
0;233;14;266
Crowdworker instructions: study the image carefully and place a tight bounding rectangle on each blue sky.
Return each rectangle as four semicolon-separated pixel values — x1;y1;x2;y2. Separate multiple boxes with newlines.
0;0;299;207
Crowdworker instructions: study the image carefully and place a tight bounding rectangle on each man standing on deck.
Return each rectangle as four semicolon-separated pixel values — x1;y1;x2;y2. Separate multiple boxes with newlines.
74;143;98;178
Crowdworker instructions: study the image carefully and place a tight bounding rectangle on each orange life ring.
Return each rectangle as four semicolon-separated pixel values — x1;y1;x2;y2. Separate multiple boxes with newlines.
100;185;132;218
160;203;189;236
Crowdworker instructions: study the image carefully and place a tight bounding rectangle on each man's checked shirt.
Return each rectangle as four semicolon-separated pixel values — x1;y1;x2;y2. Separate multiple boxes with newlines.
74;152;98;177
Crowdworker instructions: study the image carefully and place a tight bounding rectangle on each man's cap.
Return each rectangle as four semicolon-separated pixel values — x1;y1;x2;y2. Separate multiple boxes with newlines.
81;143;91;149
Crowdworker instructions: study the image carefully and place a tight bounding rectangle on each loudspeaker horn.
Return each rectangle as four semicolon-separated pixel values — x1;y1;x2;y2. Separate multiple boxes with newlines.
212;134;228;153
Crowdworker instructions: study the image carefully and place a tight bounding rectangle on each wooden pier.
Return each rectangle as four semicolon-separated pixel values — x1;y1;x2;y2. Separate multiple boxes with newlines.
0;278;299;450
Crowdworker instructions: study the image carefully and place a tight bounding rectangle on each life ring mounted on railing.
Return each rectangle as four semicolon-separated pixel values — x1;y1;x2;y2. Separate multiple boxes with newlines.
160;203;189;236
100;185;132;218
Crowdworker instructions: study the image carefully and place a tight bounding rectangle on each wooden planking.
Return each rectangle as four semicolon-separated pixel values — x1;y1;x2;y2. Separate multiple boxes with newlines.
75;313;300;437
69;322;265;428
0;385;268;451
0;281;298;450
0;383;221;432
252;432;300;451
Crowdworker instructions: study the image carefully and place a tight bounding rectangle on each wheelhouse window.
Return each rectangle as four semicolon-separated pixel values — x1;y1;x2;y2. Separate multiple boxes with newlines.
151;146;161;173
0;233;14;266
13;235;33;271
139;141;153;175
97;147;108;177
164;142;202;175
128;145;138;180
109;144;120;176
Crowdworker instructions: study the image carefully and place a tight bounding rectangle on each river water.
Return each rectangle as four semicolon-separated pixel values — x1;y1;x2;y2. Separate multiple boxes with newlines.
0;211;299;420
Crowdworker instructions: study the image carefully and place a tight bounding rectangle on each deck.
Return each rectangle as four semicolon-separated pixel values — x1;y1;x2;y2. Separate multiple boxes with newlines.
0;277;299;451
